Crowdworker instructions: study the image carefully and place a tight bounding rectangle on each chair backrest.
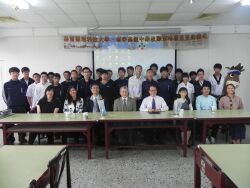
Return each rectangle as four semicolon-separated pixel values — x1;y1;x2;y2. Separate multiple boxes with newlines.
48;147;68;188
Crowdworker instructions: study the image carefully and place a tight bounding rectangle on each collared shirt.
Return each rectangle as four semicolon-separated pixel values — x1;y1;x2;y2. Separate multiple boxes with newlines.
32;82;51;108
153;74;161;81
176;82;195;102
121;97;128;105
194;80;211;98
140;95;169;112
26;82;38;98
196;95;217;110
208;74;225;97
128;75;144;99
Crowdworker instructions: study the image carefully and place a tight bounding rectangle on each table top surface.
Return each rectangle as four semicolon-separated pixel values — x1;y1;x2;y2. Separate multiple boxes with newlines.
195;109;250;120
0;145;66;188
0;110;249;123
199;144;250;188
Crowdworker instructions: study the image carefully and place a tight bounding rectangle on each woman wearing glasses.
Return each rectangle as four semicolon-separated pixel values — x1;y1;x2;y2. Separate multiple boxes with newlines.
219;84;245;144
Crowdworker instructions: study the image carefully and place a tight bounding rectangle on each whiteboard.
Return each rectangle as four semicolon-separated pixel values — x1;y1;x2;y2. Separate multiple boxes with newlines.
94;48;175;80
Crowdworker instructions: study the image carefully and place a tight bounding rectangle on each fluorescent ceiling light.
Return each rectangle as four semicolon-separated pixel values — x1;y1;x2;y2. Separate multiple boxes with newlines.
1;0;29;10
241;0;250;6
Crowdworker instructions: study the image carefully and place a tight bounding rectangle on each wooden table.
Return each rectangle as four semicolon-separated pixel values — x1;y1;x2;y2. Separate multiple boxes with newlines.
195;110;250;143
0;145;71;188
194;144;250;188
98;111;194;159
0;113;98;159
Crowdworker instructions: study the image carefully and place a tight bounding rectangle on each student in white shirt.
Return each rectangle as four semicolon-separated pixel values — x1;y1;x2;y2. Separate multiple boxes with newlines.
174;87;193;145
32;72;51;110
128;65;144;109
208;63;225;98
140;85;169;144
26;73;40;109
176;72;195;103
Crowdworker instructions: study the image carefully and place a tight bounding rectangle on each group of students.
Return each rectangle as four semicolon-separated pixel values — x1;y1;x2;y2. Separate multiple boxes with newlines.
2;63;245;146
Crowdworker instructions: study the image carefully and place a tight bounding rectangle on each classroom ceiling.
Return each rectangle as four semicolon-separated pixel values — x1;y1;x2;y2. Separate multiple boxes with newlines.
0;0;250;29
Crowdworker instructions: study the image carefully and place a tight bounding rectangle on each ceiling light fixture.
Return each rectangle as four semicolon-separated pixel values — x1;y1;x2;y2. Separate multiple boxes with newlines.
1;0;29;10
241;0;250;6
190;0;194;4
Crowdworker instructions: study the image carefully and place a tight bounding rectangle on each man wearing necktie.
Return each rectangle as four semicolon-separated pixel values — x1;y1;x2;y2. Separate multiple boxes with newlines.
140;85;169;144
114;86;137;145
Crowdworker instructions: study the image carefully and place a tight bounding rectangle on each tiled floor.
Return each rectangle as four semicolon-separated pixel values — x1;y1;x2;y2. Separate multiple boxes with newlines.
0;127;249;188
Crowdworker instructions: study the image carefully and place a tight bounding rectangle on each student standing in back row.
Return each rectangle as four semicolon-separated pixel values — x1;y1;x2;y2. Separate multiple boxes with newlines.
128;65;144;109
2;67;28;144
26;73;40;110
114;67;128;99
78;67;96;100
157;67;175;110
20;67;34;86
142;69;158;100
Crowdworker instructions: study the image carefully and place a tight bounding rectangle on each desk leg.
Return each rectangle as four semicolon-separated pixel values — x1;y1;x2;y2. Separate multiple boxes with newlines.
87;125;92;160
202;121;208;144
105;122;109;159
194;148;201;188
2;124;8;145
183;120;187;157
66;148;72;188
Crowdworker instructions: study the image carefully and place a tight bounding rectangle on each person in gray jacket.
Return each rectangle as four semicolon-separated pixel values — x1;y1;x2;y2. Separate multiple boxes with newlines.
113;86;136;145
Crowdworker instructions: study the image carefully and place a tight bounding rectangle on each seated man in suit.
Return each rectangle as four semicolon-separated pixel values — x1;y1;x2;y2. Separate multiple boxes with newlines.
140;85;169;144
114;86;137;145
84;83;108;146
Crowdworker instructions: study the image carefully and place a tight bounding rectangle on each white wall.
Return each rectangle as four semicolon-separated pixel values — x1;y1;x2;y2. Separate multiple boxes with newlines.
177;34;250;109
0;33;249;109
0;36;92;109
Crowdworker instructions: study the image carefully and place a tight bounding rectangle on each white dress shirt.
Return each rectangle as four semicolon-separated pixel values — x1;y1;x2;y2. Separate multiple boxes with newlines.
32;82;51;108
128;75;144;99
208;74;225;96
26;82;37;98
176;82;195;102
140;95;169;112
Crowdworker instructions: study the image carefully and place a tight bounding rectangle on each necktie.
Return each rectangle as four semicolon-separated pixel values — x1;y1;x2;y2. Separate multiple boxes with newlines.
122;99;127;111
93;98;99;112
152;98;156;110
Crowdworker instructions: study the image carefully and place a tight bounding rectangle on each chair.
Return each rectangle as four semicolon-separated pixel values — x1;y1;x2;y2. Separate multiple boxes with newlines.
29;147;71;188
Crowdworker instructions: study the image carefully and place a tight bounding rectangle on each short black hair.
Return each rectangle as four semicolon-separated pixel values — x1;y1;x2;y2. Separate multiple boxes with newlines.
107;69;112;73
48;72;54;76
100;70;108;75
21;67;30;73
90;83;100;89
146;68;153;73
82;67;91;72
189;71;197;77
150;63;158;69
40;72;48;76
166;64;173;68
201;84;210;90
135;65;142;69
96;68;104;73
160;66;168;73
182;72;189;78
127;66;134;70
118;67;126;73
32;73;40;77
175;68;183;74
54;73;61;79
75;65;82;69
197;68;204;74
9;67;20;74
213;63;222;70
71;70;78;74
63;71;70;75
